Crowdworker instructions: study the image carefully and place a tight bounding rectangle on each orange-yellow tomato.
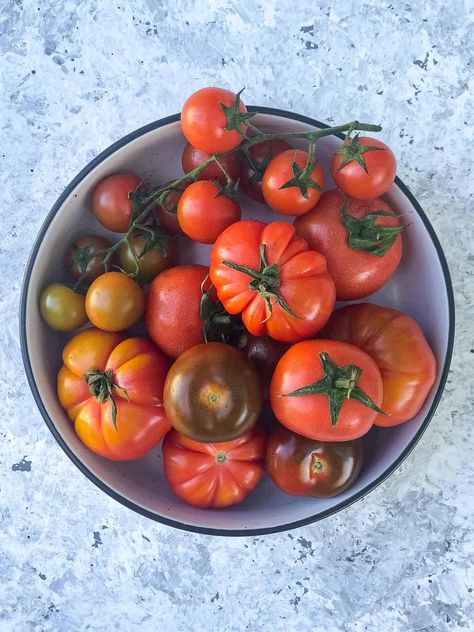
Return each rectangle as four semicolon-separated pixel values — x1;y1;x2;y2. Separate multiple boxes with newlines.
85;272;145;331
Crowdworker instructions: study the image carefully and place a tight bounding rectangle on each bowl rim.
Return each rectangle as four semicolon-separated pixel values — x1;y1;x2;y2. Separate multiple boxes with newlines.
19;106;455;537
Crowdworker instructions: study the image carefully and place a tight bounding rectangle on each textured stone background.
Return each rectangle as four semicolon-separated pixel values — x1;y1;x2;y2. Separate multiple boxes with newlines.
1;1;473;630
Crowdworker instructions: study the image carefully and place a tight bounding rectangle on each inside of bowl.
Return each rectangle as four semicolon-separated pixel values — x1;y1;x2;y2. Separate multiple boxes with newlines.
24;113;451;533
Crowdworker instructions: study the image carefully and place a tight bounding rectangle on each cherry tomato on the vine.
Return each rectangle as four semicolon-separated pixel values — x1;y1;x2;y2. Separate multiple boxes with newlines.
240;139;292;203
66;235;113;285
118;231;178;284
182;143;241;183
40;284;88;332
154;182;188;234
85;272;145;332
92;172;142;232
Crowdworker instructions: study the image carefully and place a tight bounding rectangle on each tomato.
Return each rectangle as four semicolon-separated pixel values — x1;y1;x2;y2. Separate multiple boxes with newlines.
164;342;262;442
235;331;289;399
332;136;397;200
40;284;88;331
162;426;266;508
92;172;142;232
66;235;113;285
294;189;403;300
240;139;291;203
146;265;208;358
118;230;177;283
322;303;437;426
270;339;383;441
177;181;241;244
154;182;187;234
182;143;241;183
262;149;325;216
85;272;145;332
57;328;170;460
181;87;250;154
267;425;363;497
210;220;335;343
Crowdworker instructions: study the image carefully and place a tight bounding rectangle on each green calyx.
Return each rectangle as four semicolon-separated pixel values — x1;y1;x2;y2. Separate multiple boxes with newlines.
220;88;256;136
223;244;301;320
335;133;386;174
341;201;406;256
283;352;384;427
73;245;96;276
83;369;129;430
200;282;244;344
279;160;322;199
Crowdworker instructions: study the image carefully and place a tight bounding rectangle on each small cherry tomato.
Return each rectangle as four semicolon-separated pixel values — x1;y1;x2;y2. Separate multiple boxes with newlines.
262;149;325;216
235;331;289;399
177;180;241;244
92;172;142;232
118;231;178;283
154;182;188;234
182;143;241;183
85;272;145;332
162;426;266;508
332;136;397;200
181;87;249;154
66;235;113;285
266;425;363;497
240;139;292;203
164;342;262;443
40;284;88;331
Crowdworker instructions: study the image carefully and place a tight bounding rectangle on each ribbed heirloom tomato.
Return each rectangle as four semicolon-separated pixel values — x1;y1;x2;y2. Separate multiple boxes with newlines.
57;328;170;460
162;426;266;508
322;303;437;426
210;220;335;343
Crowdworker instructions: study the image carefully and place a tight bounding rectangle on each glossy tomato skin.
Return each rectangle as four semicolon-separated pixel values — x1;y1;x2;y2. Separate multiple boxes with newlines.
146;265;209;358
181;87;248;154
177;181;241;244
210;220;335;343
40;284;88;331
66;235;113;285
57;328;170;460
182;143;241;183
262;149;325;216
164;342;262;443
294;189;403;300
85;272;145;332
266;425;363;497
270;339;383;441
240;139;292;203
162;426;266;508
332;137;397;200
92;172;142;232
154;182;187;234
118;232;178;283
322;303;437;426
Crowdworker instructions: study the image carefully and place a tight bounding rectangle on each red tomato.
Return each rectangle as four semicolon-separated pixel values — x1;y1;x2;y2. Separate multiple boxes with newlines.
177;181;241;244
332;136;397;200
210;220;335;343
240;139;292;203
294;189;403;300
181;87;249;154
262;149;325;216
57;329;170;460
322;303;437;426
146;265;209;358
154;182;187;234
182;143;241;183
267;425;363;497
270;339;383;441
162;426;266;508
92;172;142;232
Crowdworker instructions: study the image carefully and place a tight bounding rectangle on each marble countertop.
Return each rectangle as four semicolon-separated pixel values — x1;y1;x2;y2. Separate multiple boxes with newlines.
1;1;472;630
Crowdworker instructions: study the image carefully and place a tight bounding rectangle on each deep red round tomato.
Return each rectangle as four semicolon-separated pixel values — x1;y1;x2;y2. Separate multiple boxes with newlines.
177;181;241;244
57;329;170;460
266;425;363;497
294;189;403;300
154;182;187;234
162;426;266;508
210;220;335;343
322;303;437;426
146;265;209;358
240;139;291;203
163;342;262;442
181;87;249;154
262;149;325;216
332;136;397;200
92;172;142;232
182;143;241;183
270;339;383;441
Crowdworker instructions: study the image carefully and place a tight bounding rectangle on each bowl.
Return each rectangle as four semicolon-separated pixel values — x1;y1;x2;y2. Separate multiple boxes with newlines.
20;107;455;535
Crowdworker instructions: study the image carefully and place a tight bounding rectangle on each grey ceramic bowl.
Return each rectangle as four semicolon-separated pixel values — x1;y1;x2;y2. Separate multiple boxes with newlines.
20;108;454;535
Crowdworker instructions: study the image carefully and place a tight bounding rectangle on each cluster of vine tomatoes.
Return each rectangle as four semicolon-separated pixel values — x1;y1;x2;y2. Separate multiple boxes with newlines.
40;87;437;509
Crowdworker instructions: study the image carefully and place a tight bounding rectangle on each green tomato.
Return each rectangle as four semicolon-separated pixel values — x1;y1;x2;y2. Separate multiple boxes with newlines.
40;284;88;331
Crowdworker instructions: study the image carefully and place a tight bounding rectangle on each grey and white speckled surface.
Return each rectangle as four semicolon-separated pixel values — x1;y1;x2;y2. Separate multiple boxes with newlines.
1;1;473;630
